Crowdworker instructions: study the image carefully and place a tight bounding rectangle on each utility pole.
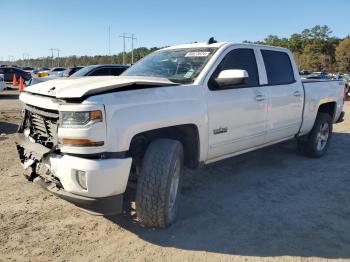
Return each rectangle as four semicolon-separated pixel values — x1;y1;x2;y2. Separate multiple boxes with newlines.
131;33;135;64
119;32;137;64
49;48;55;68
22;53;26;67
108;25;111;56
8;55;14;66
120;32;126;64
22;53;30;66
49;48;60;67
56;49;60;67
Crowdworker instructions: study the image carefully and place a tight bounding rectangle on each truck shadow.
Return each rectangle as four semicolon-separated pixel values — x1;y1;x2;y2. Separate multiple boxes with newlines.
0;93;19;100
107;132;350;259
0;122;18;135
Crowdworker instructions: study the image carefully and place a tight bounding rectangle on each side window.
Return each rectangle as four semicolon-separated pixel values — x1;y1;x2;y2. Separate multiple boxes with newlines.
261;50;295;85
89;67;111;76
110;67;126;76
209;48;259;90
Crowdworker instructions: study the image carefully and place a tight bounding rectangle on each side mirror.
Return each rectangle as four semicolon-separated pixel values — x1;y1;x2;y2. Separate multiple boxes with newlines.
215;69;249;87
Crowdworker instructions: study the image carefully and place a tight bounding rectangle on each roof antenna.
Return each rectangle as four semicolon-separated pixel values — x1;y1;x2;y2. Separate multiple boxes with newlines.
207;37;217;44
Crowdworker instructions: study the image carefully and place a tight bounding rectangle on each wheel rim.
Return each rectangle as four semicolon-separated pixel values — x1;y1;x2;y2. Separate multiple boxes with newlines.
168;159;180;214
316;122;329;151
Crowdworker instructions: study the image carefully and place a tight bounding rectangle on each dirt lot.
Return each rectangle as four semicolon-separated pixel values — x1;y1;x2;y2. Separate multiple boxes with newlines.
0;90;349;262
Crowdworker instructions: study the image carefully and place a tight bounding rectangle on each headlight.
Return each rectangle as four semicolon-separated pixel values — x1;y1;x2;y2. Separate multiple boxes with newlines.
59;110;103;127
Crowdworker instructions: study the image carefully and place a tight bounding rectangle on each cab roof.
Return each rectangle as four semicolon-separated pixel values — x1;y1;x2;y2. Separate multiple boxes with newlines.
163;42;227;50
162;41;289;52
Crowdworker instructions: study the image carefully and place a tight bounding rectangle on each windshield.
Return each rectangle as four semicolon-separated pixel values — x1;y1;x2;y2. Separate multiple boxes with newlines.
122;48;217;83
71;65;96;77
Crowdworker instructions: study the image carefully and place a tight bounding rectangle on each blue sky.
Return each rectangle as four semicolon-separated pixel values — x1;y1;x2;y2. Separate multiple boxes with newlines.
1;0;349;60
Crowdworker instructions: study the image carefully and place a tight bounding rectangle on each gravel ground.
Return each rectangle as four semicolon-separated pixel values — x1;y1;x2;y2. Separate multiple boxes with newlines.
0;90;349;262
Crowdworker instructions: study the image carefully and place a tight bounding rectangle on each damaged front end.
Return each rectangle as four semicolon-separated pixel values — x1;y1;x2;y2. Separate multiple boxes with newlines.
16;104;61;184
15;100;130;215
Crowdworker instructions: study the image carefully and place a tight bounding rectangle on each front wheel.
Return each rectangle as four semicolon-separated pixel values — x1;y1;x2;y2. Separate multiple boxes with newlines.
297;112;333;158
136;139;184;228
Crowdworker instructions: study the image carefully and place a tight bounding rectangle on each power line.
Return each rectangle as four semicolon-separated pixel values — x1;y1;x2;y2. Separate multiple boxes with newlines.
56;49;61;67
49;48;61;67
49;48;55;68
119;32;137;64
21;53;30;66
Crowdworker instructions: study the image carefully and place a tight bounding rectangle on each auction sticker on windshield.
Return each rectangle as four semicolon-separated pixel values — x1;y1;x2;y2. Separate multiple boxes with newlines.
185;52;210;57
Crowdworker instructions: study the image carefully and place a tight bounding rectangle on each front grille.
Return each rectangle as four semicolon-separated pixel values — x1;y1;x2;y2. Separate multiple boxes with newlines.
30;112;57;137
24;104;59;149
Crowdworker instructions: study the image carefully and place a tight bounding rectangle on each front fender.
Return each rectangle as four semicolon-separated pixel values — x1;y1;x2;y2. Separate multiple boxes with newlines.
106;99;208;159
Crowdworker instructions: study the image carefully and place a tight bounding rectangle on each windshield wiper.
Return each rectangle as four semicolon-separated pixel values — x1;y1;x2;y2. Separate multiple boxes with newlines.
168;78;193;84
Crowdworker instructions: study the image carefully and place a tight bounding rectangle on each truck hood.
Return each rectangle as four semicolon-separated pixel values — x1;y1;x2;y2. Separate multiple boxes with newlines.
24;76;177;99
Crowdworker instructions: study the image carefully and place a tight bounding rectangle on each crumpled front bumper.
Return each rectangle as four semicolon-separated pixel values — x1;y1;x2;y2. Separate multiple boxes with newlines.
15;133;132;215
33;176;124;215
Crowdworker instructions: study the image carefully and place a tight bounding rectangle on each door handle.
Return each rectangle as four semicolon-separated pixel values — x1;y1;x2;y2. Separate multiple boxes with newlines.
255;94;266;101
293;91;302;97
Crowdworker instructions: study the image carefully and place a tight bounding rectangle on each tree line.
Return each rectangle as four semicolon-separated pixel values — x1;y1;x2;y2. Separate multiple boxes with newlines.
2;46;160;69
248;25;350;73
2;25;350;73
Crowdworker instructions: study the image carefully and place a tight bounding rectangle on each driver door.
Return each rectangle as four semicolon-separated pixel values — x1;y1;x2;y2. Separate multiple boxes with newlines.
206;47;269;160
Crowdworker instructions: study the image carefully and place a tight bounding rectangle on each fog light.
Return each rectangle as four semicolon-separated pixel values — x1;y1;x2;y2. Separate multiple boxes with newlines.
73;169;87;190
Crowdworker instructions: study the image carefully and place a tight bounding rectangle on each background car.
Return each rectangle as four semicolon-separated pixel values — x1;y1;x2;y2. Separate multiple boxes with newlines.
343;74;350;99
29;64;129;85
299;70;310;76
0;67;32;82
22;66;34;71
70;64;129;77
59;66;84;77
47;67;66;76
0;74;6;91
37;67;66;77
303;71;329;79
32;68;49;74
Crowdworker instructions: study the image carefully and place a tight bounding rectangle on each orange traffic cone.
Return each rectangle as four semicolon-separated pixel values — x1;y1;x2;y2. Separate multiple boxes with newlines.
19;76;24;92
12;74;18;86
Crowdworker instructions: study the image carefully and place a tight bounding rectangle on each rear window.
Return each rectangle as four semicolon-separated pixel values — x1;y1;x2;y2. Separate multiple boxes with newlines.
89;67;111;76
71;65;96;77
52;68;65;72
261;50;295;85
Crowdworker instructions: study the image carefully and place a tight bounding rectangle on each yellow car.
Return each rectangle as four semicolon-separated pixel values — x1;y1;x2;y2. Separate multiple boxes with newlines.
37;67;66;77
37;71;49;77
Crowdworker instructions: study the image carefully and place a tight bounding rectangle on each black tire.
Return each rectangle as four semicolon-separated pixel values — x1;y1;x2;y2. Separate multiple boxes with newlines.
297;112;333;158
136;139;184;228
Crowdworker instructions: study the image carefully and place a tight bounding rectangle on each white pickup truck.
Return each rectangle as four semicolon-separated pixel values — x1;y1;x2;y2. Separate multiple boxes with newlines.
16;40;345;228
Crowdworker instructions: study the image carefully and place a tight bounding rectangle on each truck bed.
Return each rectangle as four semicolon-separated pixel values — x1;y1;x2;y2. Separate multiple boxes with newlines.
299;79;344;135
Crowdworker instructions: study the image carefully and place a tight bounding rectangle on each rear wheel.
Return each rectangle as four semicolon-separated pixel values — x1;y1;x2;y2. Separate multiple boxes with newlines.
136;139;184;228
297;112;333;158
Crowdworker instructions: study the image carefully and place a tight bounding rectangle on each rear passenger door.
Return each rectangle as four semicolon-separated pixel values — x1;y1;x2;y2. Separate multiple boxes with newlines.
259;49;304;142
206;47;269;160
